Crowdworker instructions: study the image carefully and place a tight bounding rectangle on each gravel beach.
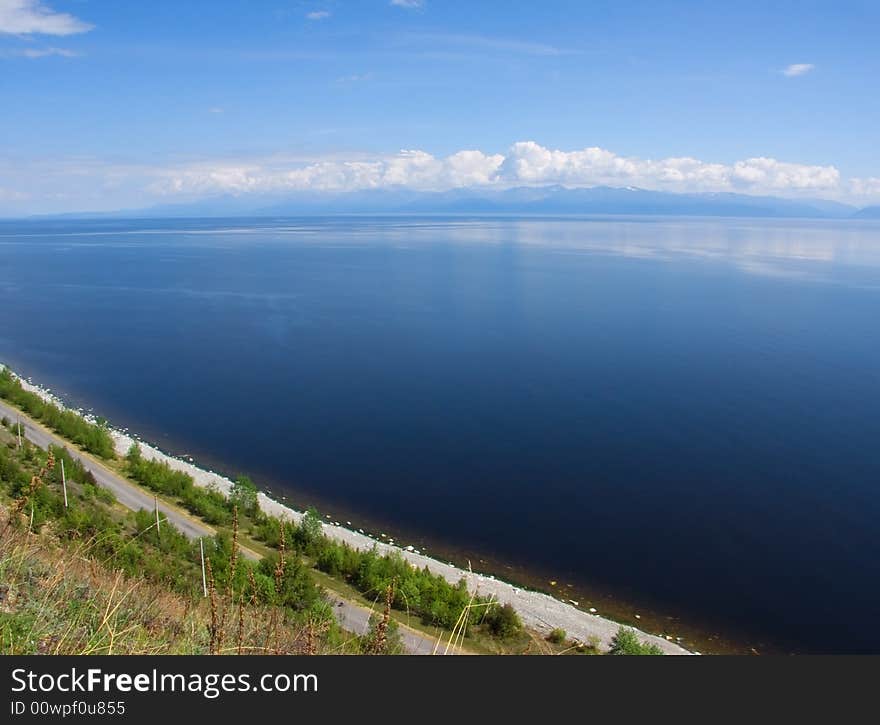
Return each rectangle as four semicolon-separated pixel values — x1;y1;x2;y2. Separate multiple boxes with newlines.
12;368;690;654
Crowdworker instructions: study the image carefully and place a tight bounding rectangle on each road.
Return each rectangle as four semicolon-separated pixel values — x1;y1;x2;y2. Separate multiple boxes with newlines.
0;398;452;654
1;399;213;542
327;596;452;655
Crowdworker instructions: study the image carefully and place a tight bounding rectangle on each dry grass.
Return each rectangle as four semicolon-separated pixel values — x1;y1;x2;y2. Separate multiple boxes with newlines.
0;505;356;655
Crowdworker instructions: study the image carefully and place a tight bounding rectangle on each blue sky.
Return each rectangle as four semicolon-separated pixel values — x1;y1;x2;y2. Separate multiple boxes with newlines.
1;0;879;214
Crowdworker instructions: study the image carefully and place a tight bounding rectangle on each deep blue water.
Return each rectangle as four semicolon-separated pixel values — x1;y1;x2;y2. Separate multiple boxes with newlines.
2;216;879;653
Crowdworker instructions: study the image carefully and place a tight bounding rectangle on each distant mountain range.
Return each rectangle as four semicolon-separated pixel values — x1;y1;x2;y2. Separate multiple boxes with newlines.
32;185;880;220
853;205;880;219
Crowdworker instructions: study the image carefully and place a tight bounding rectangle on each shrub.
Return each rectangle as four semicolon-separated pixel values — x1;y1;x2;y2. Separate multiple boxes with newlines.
126;444;232;525
0;369;115;458
230;475;259;518
484;603;523;639
608;627;664;655
295;508;323;552
548;627;567;644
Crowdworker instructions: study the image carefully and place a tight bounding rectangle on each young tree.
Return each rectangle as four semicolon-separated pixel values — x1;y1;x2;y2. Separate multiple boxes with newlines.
230;475;259;518
608;627;664;655
548;628;567;644
297;508;323;549
484;603;523;639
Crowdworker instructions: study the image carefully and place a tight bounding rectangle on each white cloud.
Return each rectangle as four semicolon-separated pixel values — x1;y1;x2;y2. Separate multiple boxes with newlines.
397;32;570;57
0;185;29;201
146;142;841;199
391;0;424;8
0;0;93;35
208;107;224;114
149;148;506;196
306;11;330;21
850;177;880;201
495;142;839;194
335;72;372;83
16;45;77;57
0;143;863;216
782;63;815;77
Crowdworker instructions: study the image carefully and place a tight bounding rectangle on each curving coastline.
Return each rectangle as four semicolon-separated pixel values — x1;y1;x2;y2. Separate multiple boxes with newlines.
9;366;691;655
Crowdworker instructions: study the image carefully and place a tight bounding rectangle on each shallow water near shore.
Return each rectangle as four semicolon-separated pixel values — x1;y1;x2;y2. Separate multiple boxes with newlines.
2;215;880;653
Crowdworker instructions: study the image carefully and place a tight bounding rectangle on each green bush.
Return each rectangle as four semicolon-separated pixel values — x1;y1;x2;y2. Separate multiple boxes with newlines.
484;603;523;639
126;444;231;525
230;475;260;518
548;627;567;644
608;627;664;655
0;369;115;458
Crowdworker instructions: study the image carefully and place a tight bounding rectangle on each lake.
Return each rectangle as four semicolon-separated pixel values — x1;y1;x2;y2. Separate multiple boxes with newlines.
2;215;879;653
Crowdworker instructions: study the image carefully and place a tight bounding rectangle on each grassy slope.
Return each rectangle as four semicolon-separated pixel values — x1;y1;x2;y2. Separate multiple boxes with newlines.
0;428;359;655
0;382;653;656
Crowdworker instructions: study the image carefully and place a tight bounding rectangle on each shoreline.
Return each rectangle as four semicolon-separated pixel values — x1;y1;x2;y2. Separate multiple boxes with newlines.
6;364;691;655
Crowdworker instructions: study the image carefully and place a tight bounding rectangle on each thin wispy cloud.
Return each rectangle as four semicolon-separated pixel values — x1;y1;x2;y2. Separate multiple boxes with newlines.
391;0;424;8
395;32;574;57
0;0;93;35
306;11;330;21
336;72;372;83
1;45;78;57
782;63;815;77
208;107;224;114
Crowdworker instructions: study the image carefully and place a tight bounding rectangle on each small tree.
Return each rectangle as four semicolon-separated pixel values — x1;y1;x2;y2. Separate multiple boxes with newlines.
231;475;259;518
548;627;567;644
298;508;323;549
361;613;404;655
484;603;522;639
608;627;664;655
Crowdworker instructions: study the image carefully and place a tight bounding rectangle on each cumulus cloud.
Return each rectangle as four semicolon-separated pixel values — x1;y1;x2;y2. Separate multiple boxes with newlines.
306;11;330;20
1;144;871;216
850;177;880;200
782;63;815;77
149;148;505;196
147;142;842;199
0;0;93;35
496;143;839;193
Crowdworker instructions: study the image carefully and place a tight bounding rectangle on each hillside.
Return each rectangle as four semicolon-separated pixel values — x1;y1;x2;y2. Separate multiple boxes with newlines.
0;427;367;655
0;367;668;656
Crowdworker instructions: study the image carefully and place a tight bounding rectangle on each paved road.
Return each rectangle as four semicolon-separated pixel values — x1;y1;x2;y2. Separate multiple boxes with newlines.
1;399;214;542
328;596;458;655
0;398;452;654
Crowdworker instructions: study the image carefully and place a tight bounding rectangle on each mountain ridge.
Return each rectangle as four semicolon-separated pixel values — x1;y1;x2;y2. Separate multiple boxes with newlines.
21;185;876;221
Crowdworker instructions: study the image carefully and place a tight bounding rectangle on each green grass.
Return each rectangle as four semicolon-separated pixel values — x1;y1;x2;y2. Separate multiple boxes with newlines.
0;396;665;656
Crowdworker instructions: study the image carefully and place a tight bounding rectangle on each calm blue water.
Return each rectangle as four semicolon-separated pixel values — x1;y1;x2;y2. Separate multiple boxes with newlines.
2;216;879;652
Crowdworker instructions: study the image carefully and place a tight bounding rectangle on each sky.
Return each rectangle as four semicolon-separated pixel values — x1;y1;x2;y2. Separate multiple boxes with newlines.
1;0;879;214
